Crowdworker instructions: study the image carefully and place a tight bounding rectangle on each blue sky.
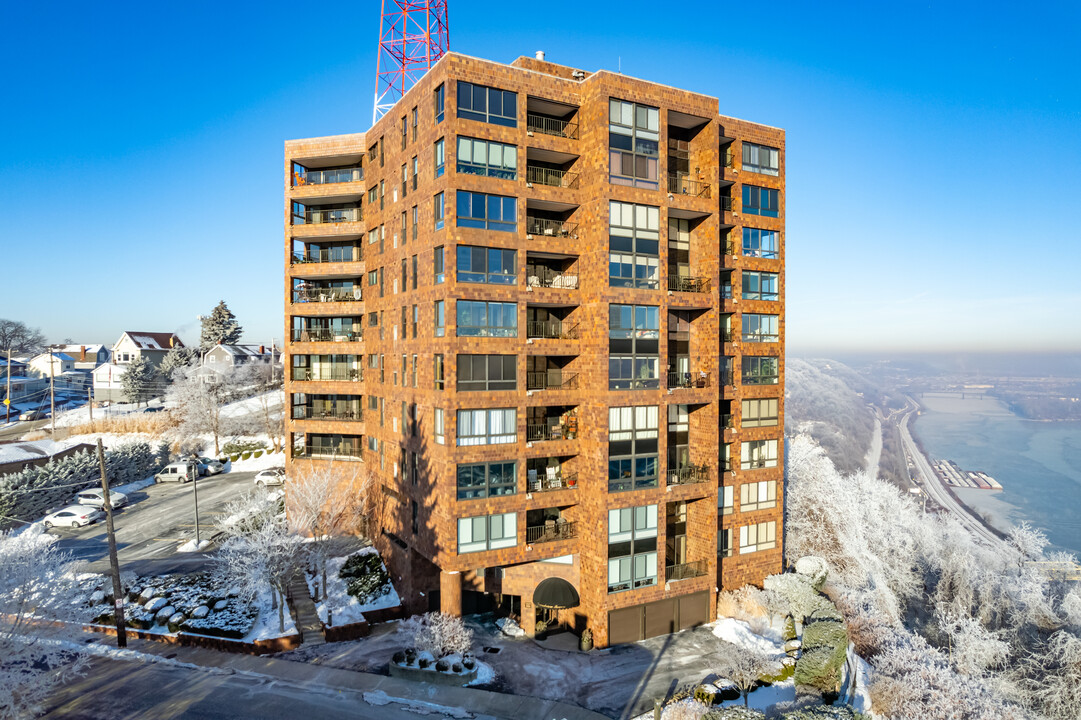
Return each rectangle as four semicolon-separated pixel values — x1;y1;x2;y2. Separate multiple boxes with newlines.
3;1;1079;352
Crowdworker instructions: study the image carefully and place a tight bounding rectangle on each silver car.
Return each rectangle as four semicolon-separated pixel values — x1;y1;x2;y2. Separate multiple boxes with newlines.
75;488;128;509
198;457;225;476
254;467;286;487
43;505;103;529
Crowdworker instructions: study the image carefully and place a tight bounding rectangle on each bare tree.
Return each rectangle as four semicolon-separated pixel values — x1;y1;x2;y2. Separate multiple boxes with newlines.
718;644;778;706
166;365;243;455
0;319;47;356
233;362;284;452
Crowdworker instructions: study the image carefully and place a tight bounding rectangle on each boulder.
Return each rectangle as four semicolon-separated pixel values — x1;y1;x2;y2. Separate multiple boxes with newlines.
90;590;106;604
145;597;168;612
191;605;210;619
213;599;229;611
154;605;176;623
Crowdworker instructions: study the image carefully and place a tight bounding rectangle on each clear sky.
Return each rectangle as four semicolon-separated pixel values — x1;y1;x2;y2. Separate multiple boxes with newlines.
3;1;1079;353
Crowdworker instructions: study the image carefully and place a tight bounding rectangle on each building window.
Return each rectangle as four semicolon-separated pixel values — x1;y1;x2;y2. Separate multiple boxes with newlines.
411;254;418;288
455;191;516;232
457;461;517;500
456;355;517;391
434;407;445;444
456;300;517;337
739;521;777;554
456;408;516;446
456;137;518;180
400;116;407;149
608;406;659;492
400;258;407;290
434;138;445;177
719;486;734;515
458;512;517;553
434;192;445;230
379;179;385;209
608;304;660;389
719;528;733;558
742;142;779;176
742;228;779;259
411;353;418;387
411;156;418;190
742;271;779;301
456;246;517;285
740;480;777;512
434;354;444;390
742;356;779;385
457;81;517;127
741;439;779;470
412;305;418;338
434;83;444;123
609;98;659;189
742;185;779;217
741;314;779;343
741;398;779;428
609;201;660;289
401;163;408;197
411;206;418;240
607;505;658;593
434;301;445;337
434;246;445;283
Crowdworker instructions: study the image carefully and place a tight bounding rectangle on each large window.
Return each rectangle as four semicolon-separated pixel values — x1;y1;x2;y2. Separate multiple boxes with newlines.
609;99;659;188
607;505;658;593
456;300;517;337
456;191;516;232
457;355;517;391
741;439;779;470
742;142;779;176
742;356;779;385
434;138;445;177
742;314;779;343
719;485;734;516
434;300;444;337
608;406;659;492
740;480;777;512
609;304;660;389
742;271;779;301
457;462;517;500
742;185;779;217
458;512;517;553
742;228;779;259
434;407;445;444
457;246;517;285
741;398;779;428
457;81;517;127
609;201;660;289
434;192;445;230
456;408;516;446
739;521;777;554
457;137;517;180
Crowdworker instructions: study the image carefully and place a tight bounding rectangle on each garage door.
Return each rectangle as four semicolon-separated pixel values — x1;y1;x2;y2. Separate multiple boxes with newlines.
608;606;643;645
644;598;677;639
608;591;711;645
678;592;709;630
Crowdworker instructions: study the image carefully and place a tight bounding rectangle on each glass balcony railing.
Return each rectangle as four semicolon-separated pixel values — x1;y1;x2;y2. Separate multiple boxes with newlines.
294;207;361;224
291;328;362;342
290;366;362;382
292;287;363;303
294;167;363;186
291;248;361;264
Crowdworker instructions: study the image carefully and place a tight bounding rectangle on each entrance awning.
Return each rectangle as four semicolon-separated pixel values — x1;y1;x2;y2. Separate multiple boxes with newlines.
533;577;580;609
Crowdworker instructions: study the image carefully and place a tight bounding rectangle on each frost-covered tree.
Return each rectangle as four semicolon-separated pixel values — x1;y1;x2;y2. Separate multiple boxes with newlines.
159;345;198;381
1023;630;1081;720
166;364;248;455
120;356;160;407
200;301;242;351
0;319;47;356
0;526;89;719
935;607;1011;676
721;644;779;706
402;612;473;658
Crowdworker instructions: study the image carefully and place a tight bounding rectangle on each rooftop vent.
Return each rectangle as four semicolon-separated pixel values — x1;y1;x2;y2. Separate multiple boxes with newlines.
535;50;545;61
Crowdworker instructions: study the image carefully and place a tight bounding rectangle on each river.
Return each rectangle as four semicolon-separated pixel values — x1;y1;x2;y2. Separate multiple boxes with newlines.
910;394;1081;556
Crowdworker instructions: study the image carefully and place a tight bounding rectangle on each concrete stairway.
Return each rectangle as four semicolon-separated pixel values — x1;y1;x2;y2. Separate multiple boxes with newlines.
287;575;326;647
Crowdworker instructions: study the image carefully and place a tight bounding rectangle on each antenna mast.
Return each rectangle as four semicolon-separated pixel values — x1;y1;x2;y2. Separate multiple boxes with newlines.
373;0;450;125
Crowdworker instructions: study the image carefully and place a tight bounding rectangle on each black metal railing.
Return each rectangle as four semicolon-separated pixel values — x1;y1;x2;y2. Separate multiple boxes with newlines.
526;423;577;442
526;166;580;189
665;559;707;582
526;216;578;238
669;464;710;485
526;321;579;340
526;371;579;391
526;113;579;139
667;276;711;293
526;520;578;544
720;196;733;212
292;288;363;303
291;248;361;264
528;472;577;492
292;406;363;421
295;207;361;224
721;414;733;430
295;441;363;459
291;328;362;342
290;367;362;382
668;173;711;199
294;167;363;186
526;267;579;289
667;371;711;389
722;147;735;168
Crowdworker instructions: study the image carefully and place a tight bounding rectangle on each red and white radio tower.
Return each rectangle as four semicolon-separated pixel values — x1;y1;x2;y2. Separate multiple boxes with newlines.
373;0;450;125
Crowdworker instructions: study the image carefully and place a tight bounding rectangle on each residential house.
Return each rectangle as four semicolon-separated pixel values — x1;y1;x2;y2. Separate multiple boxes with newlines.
95;332;184;402
56;344;111;370
0;439;97;477
0;356;47;420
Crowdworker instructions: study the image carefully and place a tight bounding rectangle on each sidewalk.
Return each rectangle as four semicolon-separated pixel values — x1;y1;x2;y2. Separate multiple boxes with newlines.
82;629;608;720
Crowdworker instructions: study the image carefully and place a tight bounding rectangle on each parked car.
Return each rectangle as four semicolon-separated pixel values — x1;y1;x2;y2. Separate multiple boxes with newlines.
254;467;286;487
143;406;165;413
43;505;103;529
155;461;198;483
19;410;46;421
197;457;224;476
75;488;128;509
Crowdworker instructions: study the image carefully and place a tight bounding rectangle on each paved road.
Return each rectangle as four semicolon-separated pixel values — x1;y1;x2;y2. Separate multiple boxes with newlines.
49;470;262;575
0;417;48;440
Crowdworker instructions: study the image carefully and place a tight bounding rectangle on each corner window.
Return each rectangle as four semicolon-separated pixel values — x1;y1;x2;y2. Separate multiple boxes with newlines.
742;228;779;259
457;81;517;127
456;300;517;337
434;84;445;123
456;408;517;446
742;185;779;217
456;246;517;285
456;137;518;180
434;246;445;284
457;462;517;500
434;192;445;230
434;301;445;337
742;271;779;301
434;407;445;444
609;99;659;189
719;486;734;515
456;191;516;232
742;142;779;176
435;138;445;177
741;439;779;470
434;353;444;390
741;356;779;385
458;512;517;553
741;314;779;343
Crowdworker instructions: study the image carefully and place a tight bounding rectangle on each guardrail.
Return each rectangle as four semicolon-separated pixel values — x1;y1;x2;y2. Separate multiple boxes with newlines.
526;166;580;189
526;216;578;238
665;560;707;582
295;168;363;186
526;113;579;139
526;520;578;544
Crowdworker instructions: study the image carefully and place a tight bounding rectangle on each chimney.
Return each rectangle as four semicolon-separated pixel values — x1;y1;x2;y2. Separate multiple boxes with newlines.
259;345;265;354
535;50;545;61
169;336;175;348
80;345;87;362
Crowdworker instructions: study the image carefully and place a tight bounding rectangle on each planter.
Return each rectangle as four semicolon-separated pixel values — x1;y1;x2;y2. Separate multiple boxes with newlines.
388;661;478;686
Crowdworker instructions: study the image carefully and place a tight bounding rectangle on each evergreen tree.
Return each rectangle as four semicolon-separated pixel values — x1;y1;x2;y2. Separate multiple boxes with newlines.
200;301;243;351
159;345;198;381
120;356;160;407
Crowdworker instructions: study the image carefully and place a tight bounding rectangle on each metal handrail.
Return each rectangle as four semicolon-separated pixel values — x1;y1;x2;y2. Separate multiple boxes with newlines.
669;463;710;485
665;559;707;582
292;288;363;303
720;196;733;212
525;423;576;442
299;207;361;224
526;216;578;238
667;371;710;390
292;406;363;421
290;367;362;382
526;267;579;289
291;328;362;342
295;167;363;186
528;472;577;492
526;320;579;340
526;371;579;391
526;113;579;139
668;173;712;199
526;166;580;189
722;148;735;168
291;248;361;264
297;442;363;459
526;520;578;544
667;276;711;293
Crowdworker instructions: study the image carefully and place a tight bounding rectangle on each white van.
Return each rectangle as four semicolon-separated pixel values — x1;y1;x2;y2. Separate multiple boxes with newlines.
155;461;198;483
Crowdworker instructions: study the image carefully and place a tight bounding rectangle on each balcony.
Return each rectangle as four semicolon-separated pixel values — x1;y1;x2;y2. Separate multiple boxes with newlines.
526;216;578;238
292;405;363;421
527;320;579;340
294;167;363;186
668;463;710;485
667;371;711;390
293;206;361;225
527;370;579;391
668;173;711;199
294;438;363;460
721;414;733;430
526;423;576;442
528;471;577;493
291;366;362;382
292;286;362;303
722;147;735;169
526;112;578;140
526;519;578;545
719;196;733;212
291;328;362;342
526;267;579;289
526;166;580;189
526;410;578;443
719;369;733;386
665;559;707;582
291;247;361;264
667;276;711;294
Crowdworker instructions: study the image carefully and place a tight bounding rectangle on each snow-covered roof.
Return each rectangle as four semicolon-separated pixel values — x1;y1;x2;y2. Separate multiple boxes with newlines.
92;362;126;377
57;344;108;356
118;332;184;351
0;439;70;465
31;352;74;363
213;344;277;358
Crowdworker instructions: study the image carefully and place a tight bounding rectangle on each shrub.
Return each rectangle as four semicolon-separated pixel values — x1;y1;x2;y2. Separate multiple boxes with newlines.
661;700;710;720
338;552;391;605
802;620;847;652
222;440;266;455
779;707;866;720
404;612;473;657
794;646;847;694
435;659;449;672
702;707;765;720
451;662;463;673
418;657;430;668
404;648;416;663
783;616;798;642
392;651;406;664
462;657;475;670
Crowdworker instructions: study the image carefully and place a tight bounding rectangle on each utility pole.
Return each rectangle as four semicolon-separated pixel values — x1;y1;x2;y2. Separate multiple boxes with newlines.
88;386;93;423
192;462;201;545
5;349;10;422
49;348;55;435
96;439;127;647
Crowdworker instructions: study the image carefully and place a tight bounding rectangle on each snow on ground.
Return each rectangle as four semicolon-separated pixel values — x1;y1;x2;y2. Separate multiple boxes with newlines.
720;679;796;712
226;451;284;473
310;547;400;626
220;390;283;420
466;659;496;686
496;617;525;637
710;617;786;655
245;584;298;642
113;476;157;495
62;431;160;450
362;690;472;718
177;538;212;553
54;400;157;428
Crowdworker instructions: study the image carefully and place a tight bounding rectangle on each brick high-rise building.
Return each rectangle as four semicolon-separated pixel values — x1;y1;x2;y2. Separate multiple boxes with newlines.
284;53;784;647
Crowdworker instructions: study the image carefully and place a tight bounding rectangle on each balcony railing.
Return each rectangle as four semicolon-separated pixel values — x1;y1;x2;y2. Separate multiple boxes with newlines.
719;369;733;386
291;367;362;382
668;463;710;485
722;147;735;168
720;196;733;212
720;283;733;300
295;207;361;225
723;238;737;256
291;328;362;342
526;520;578;545
294;167;363;186
292;288;363;303
667;276;711;294
721;329;735;343
527;371;579;391
528;471;577;493
295;442;363;459
668;173;712;199
292;406;363;421
291;248;361;264
721;413;733;430
526;216;578;238
665;559;707;582
526;113;579;139
526;423;577;442
526;268;579;289
526;166;580;189
667;371;711;389
526;320;579;340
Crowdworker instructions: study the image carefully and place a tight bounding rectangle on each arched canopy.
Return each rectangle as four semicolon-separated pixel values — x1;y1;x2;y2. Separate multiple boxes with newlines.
533;577;580;609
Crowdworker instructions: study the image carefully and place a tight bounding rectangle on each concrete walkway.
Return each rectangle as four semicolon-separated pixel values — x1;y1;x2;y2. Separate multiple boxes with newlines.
288;575;326;646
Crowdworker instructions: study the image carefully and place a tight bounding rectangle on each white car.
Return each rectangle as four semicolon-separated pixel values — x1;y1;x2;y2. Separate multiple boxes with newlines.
43;505;103;529
254;467;286;487
198;457;225;476
75;488;128;509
